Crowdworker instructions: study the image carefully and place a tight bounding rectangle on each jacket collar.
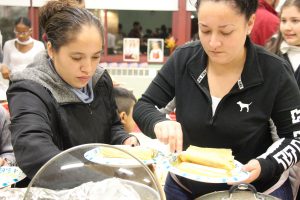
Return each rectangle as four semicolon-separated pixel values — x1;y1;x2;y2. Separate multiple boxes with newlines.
187;37;264;91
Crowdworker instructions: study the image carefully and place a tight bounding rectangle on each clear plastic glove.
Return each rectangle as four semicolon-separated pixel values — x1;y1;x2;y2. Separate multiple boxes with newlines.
241;159;261;183
154;120;183;153
228;159;261;185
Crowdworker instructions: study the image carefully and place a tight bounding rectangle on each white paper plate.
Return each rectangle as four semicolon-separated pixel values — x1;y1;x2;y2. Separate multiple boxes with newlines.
161;155;250;183
84;146;157;167
0;166;26;188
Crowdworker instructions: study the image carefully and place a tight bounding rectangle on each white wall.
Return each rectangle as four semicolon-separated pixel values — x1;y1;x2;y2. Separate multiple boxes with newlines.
85;0;178;11
0;0;30;6
29;0;178;10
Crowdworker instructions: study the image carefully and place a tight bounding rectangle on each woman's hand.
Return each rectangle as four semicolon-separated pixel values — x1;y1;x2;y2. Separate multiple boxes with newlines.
154;120;183;153
123;136;139;146
228;159;261;185
236;159;261;184
241;159;261;183
1;64;11;80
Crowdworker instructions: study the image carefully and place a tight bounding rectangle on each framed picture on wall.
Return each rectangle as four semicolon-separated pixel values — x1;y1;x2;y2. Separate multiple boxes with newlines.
123;38;140;62
147;38;164;63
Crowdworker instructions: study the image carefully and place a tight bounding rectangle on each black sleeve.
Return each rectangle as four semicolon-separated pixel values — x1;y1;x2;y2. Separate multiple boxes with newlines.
133;50;178;138
7;84;61;179
257;63;300;182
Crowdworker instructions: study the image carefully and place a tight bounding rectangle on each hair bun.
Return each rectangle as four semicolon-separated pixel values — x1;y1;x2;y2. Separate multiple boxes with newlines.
39;0;79;30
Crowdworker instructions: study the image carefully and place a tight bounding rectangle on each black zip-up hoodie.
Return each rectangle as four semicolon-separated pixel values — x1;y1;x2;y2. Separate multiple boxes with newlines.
7;52;132;179
133;38;300;197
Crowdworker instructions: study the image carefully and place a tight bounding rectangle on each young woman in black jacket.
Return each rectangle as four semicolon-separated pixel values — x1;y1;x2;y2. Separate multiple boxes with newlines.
133;0;300;199
266;1;300;199
7;0;138;181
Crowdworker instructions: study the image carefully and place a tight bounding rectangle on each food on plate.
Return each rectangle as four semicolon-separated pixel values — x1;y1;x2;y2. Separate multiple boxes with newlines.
178;145;235;174
100;146;156;160
177;162;232;178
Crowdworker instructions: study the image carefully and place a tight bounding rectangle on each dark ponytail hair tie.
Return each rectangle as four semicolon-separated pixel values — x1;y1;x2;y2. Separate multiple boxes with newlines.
42;33;48;42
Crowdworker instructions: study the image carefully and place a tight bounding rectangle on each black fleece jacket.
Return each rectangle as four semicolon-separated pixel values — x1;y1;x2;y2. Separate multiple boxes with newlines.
7;53;132;179
133;38;300;197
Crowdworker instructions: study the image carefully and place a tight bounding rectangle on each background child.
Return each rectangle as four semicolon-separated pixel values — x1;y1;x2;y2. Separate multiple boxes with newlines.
113;86;137;133
113;86;169;185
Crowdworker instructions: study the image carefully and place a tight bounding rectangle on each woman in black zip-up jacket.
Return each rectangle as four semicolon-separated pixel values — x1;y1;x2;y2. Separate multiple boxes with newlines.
133;0;300;199
266;0;300;199
6;0;138;181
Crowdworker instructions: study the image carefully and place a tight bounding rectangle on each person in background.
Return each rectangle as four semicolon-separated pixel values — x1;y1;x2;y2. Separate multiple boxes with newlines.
113;87;169;152
250;0;280;46
133;0;300;199
0;17;45;81
113;86;169;186
115;23;126;54
266;1;300;199
7;0;138;181
107;32;116;54
0;30;3;62
267;0;300;87
128;21;142;39
0;105;15;166
159;25;169;39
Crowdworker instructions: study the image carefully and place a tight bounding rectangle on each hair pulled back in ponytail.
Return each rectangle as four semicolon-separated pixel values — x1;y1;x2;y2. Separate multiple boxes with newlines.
193;0;258;20
39;0;104;51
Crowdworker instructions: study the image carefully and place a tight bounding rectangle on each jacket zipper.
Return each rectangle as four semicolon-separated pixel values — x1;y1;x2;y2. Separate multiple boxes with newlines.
191;74;262;125
88;103;93;115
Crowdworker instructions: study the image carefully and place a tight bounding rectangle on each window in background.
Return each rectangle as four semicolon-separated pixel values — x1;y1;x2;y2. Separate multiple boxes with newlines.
101;10;173;57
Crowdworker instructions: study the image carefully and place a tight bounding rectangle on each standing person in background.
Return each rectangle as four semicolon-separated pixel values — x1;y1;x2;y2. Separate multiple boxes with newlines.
0;30;3;62
115;24;126;54
107;32;116;54
0;17;45;81
267;0;300;87
133;0;300;199
266;1;300;199
128;21;142;39
250;0;280;46
0;105;15;166
7;0;138;181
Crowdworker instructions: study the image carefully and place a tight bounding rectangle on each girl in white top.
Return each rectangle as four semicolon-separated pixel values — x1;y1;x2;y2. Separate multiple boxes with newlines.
267;0;300;86
1;17;45;81
266;1;300;198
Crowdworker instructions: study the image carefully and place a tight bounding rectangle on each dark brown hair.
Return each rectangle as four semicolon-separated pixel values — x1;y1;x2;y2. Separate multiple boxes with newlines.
193;0;258;20
113;87;137;115
39;0;103;51
15;17;31;27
